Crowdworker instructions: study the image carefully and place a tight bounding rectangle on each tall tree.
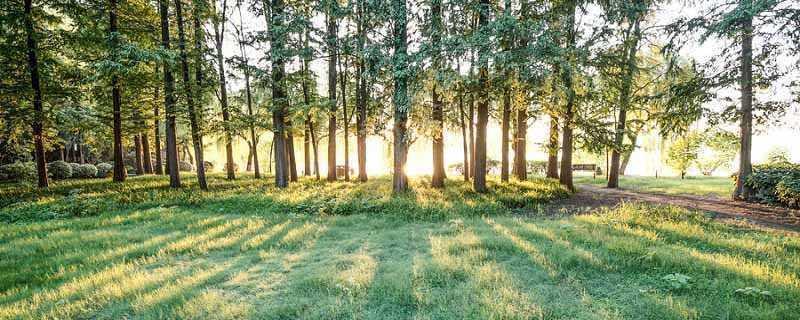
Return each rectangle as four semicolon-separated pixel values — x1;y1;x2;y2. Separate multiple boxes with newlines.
558;0;577;191
234;0;259;178
733;0;753;200
326;2;338;181
473;0;491;193
175;0;207;190
213;0;235;179
110;0;126;182
270;0;289;188
391;0;409;192
430;0;445;188
23;0;48;188
546;114;559;179
153;86;163;175
159;0;181;187
355;0;368;182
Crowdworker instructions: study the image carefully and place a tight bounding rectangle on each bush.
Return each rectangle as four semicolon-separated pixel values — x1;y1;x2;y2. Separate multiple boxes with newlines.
47;161;72;179
0;162;37;181
776;178;800;208
745;163;800;206
96;163;113;178
126;165;136;175
69;162;81;175
179;160;194;172
73;164;98;179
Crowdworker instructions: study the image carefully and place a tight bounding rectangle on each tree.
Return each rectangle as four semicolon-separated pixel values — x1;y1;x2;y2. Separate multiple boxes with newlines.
391;0;409;193
213;0;234;179
109;0;126;183
23;0;48;188
667;132;701;179
473;0;491;193
270;0;289;188
696;129;738;175
326;1;338;182
159;0;181;187
232;0;259;178
558;0;578;191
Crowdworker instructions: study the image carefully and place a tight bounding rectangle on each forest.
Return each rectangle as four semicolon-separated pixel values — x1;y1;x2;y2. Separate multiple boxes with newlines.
1;0;800;318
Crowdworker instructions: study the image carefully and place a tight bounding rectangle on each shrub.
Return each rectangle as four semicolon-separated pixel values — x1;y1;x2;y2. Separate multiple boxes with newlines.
126;165;135;175
776;178;800;208
47;161;73;179
73;164;98;179
179;160;194;172
96;163;113;178
69;162;81;175
0;162;37;181
745;163;800;206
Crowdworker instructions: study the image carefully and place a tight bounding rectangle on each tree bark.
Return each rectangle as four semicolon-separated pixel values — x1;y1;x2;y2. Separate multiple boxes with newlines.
214;0;235;180
304;123;310;176
514;101;527;180
236;5;259;179
355;1;368;182
473;0;490;193
269;0;288;188
733;0;753;201
458;93;470;181
500;86;510;182
340;58;350;181
134;134;145;175
308;115;320;180
468;93;476;179
110;0;126;182
153;88;163;175
24;0;48;187
558;0;577;191
326;7;338;181
619;132;637;175
430;0;445;188
159;0;180;186
608;19;641;189
546;115;559;179
175;0;207;189
392;0;409;193
287;126;298;182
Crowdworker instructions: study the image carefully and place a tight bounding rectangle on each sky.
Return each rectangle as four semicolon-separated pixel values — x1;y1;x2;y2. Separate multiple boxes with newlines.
202;0;799;177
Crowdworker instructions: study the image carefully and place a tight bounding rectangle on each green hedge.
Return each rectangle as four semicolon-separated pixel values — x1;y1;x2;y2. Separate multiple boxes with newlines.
745;163;800;208
0;162;37;182
47;161;72;180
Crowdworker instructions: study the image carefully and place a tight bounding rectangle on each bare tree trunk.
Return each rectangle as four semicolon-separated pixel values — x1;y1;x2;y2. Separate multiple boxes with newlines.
430;0;445;188
159;0;180;186
500;86;510;182
458;93;470;181
468;93;475;179
153;86;163;175
175;0;207;189
326;8;338;181
287;127;298;182
355;1;368;182
134;134;145;175
608;19;641;189
246;143;253;171
110;0;126;183
142;122;154;174
473;0;490;193
308;116;320;180
514;102;527;180
24;0;48;187
558;0;577;192
303;124;311;176
733;0;753;201
269;0;288;187
392;0;409;193
213;0;234;180
340;58;350;181
546;115;559;179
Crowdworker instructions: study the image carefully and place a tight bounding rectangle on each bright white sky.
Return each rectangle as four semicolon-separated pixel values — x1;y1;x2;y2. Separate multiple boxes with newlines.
205;0;798;177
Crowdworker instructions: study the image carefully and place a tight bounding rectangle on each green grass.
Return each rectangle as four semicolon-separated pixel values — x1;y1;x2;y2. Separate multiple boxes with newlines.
574;175;734;198
1;174;799;319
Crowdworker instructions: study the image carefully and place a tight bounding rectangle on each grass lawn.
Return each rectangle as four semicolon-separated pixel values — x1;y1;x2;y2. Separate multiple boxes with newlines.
1;175;798;319
574;175;734;198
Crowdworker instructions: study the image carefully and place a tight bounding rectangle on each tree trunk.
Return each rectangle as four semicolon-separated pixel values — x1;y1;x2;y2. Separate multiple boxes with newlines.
514;102;527;180
355;1;368;182
500;86;510;182
392;0;409;193
134;134;145;175
269;0;288;188
546;115;559;179
236;10;259;179
24;0;48;188
733;0;753;201
77;140;85;164
558;0;577;192
608;19;641;189
214;0;235;180
153;86;163;175
246;143;253;171
287;127;298;182
340;59;350;181
308;115;320;180
473;0;490;193
142;132;153;174
110;0;126;183
175;0;207;189
468;93;476;179
458;93;470;181
159;0;180;186
619;132;637;175
430;0;445;188
326;8;338;181
303;124;311;176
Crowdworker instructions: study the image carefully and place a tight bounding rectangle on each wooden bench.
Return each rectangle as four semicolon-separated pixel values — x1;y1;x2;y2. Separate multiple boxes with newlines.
572;164;597;179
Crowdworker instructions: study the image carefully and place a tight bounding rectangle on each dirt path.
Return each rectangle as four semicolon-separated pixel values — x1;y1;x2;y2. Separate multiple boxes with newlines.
543;184;800;232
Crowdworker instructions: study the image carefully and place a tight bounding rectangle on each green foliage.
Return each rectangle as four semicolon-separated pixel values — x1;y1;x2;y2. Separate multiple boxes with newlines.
47;161;72;180
69;162;81;174
745;163;800;207
96;163;113;178
696;129;739;175
0;162;36;182
666;132;702;178
765;146;791;164
73;164;98;179
662;273;692;290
